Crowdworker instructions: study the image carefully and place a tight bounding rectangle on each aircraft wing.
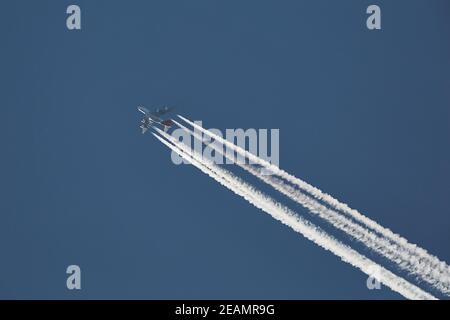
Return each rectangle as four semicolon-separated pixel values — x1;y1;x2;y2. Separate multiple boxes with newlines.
150;106;173;117
138;106;150;115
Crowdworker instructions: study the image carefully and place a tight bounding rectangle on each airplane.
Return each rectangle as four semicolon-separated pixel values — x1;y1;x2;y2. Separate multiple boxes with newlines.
137;105;174;134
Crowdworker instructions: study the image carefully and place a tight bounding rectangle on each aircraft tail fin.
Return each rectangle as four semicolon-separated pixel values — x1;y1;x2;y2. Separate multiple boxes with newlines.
140;125;148;134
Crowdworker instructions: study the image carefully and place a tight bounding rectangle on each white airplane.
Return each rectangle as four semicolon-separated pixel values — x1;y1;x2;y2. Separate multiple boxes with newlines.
137;105;174;134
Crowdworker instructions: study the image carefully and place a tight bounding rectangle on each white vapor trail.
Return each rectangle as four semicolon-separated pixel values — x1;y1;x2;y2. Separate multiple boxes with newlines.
178;115;450;294
151;127;436;300
172;119;450;294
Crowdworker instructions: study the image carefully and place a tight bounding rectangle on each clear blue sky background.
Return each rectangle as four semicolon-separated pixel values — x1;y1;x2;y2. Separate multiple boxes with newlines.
1;1;449;299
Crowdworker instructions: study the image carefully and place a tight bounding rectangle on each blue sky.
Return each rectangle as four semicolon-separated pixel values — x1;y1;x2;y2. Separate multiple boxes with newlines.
1;0;449;299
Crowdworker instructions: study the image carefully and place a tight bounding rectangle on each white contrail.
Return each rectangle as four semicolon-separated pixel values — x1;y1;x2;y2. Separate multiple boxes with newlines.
172;119;450;293
177;115;450;293
174;120;450;293
152;128;436;300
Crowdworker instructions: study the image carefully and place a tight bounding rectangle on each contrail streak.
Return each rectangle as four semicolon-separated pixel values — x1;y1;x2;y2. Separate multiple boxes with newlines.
172;119;450;294
151;128;436;300
177;116;450;286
